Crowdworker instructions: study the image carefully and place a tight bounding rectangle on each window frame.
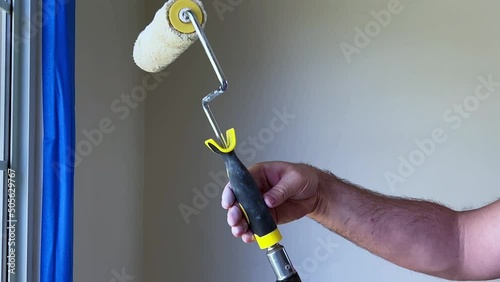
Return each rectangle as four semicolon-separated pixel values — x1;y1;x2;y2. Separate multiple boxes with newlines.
1;0;41;281
1;1;13;281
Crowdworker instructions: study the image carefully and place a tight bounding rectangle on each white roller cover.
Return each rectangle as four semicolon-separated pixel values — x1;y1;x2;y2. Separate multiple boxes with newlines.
133;0;206;73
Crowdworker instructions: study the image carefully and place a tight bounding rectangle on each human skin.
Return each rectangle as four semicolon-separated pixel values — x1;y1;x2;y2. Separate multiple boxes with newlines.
221;161;500;281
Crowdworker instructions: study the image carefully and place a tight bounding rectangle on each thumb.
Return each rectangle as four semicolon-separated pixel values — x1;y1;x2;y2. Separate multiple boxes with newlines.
264;185;289;208
263;173;301;208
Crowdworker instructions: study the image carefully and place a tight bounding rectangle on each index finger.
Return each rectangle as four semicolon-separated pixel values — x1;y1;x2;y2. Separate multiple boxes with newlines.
247;161;291;192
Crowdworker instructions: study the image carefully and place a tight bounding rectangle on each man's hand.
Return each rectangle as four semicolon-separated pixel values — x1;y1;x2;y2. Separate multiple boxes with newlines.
221;161;322;243
221;161;500;280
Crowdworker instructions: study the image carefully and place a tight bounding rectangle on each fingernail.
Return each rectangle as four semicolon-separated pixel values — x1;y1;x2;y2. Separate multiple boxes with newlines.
265;195;276;206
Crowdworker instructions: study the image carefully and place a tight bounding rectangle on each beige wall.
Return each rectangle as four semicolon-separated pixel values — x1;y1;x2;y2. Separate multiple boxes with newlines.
74;0;145;281
137;0;500;281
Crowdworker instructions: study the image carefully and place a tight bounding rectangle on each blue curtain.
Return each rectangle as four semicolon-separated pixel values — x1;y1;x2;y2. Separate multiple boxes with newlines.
41;0;75;281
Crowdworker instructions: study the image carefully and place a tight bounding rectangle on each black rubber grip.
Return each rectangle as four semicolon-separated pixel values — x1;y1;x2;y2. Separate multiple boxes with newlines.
277;273;302;282
221;151;277;237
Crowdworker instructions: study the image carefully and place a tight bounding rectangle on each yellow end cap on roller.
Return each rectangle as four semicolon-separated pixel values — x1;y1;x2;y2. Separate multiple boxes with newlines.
168;0;204;34
205;128;237;153
254;229;283;249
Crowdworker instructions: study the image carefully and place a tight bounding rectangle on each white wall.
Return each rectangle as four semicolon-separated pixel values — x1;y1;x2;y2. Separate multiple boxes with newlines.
74;0;145;281
143;1;500;282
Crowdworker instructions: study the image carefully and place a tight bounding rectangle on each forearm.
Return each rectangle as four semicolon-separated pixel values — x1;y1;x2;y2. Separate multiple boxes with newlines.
310;170;463;280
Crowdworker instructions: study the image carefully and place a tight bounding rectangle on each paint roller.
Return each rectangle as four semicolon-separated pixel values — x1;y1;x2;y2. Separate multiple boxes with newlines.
133;1;302;281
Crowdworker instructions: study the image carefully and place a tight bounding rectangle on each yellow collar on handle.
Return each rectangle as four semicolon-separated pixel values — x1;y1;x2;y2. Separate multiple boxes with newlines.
205;128;237;154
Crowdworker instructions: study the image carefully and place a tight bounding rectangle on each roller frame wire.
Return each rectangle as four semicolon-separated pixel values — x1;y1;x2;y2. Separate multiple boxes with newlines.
184;9;229;148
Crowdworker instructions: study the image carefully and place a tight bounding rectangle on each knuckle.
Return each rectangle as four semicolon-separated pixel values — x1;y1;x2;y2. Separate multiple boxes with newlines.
273;185;288;200
288;167;303;180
